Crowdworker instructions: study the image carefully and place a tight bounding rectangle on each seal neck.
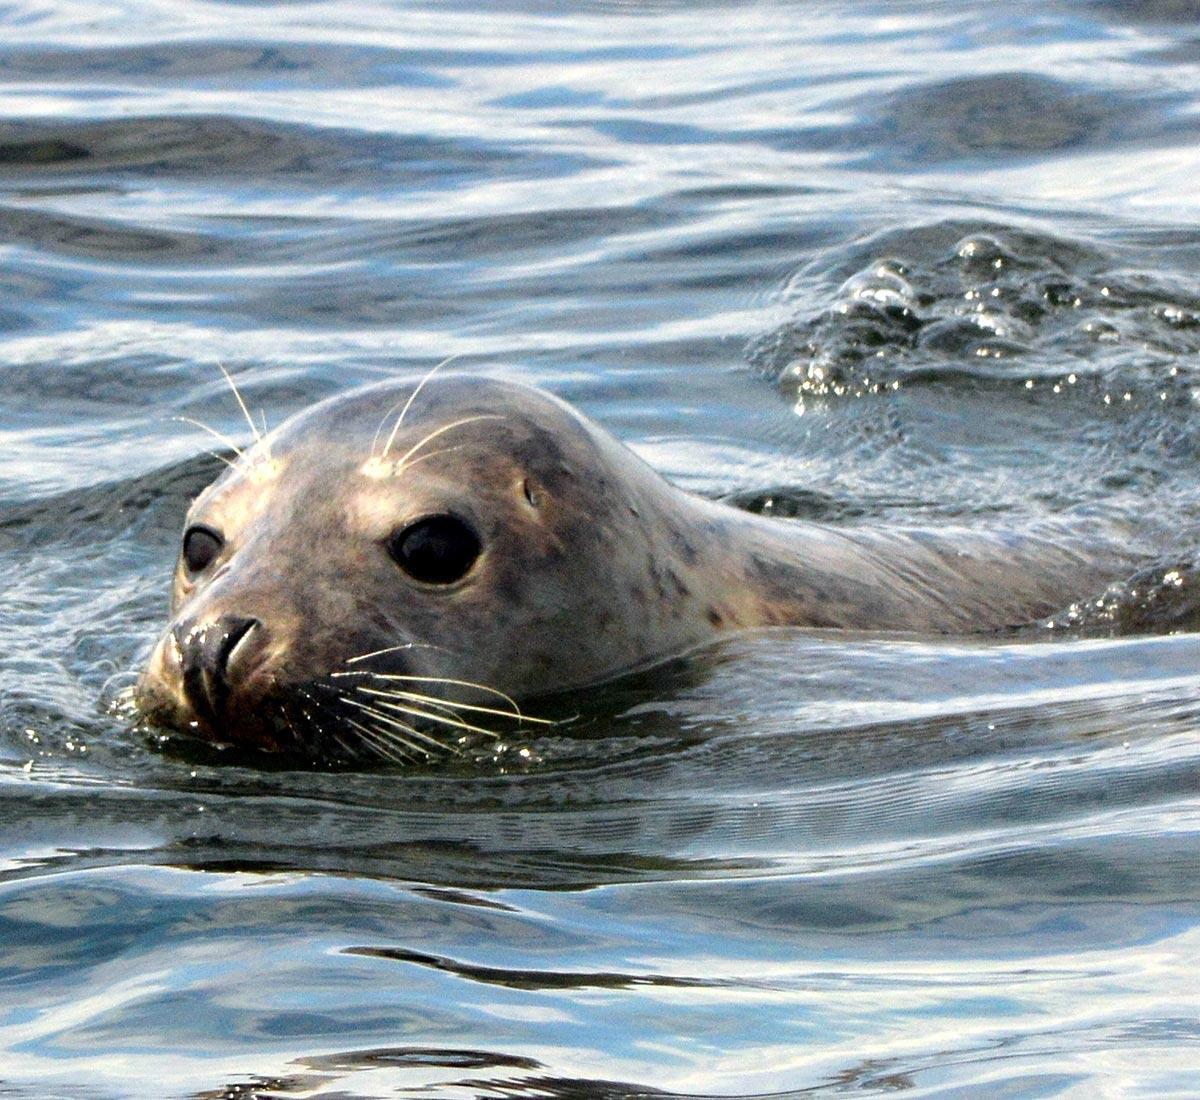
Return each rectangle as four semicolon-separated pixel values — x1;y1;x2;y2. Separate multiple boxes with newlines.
685;496;1135;634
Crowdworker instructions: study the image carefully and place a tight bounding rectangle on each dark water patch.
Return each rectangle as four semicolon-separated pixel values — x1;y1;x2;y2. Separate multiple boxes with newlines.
0;204;237;264
864;73;1193;167
0;453;224;547
1040;558;1200;635
346;946;722;991
722;485;876;522
0;115;593;189
0;137;89;165
0;41;456;90
578;72;1200;173
302;1046;544;1076
428;1075;678;1099
0;352;194;417
1090;0;1200;25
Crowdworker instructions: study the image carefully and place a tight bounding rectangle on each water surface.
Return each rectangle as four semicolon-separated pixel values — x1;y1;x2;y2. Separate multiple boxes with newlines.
2;1;1200;1096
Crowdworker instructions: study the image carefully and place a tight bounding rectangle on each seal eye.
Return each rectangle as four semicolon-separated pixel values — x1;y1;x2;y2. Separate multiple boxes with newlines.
182;525;223;576
388;515;481;585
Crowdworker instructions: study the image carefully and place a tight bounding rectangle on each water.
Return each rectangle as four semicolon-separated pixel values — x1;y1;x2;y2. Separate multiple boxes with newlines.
2;1;1199;1096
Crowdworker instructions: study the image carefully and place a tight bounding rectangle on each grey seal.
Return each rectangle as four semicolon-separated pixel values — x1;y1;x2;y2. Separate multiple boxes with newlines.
135;373;1145;759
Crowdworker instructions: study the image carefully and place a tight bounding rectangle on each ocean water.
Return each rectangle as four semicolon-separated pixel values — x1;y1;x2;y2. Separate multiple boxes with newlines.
2;1;1200;1096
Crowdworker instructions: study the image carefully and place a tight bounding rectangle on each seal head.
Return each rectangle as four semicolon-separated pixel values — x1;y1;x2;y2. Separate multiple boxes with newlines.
135;375;733;757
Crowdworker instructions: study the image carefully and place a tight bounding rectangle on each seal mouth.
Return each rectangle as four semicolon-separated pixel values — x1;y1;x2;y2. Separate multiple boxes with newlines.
139;661;551;766
140;617;550;763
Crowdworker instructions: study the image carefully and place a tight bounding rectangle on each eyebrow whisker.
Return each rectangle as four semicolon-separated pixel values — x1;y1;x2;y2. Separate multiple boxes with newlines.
393;415;504;472
216;361;267;451
377;353;461;460
173;416;245;459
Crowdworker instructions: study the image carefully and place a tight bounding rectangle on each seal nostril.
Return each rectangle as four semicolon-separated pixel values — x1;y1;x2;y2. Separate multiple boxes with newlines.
177;615;262;722
218;616;259;678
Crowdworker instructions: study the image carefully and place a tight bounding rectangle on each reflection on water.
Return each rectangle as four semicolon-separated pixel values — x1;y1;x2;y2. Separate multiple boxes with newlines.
1;1;1199;1096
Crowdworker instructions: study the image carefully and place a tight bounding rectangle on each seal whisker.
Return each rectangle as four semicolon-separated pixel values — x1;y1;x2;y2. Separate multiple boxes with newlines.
357;684;552;727
345;709;433;761
341;715;421;764
294;689;361;761
332;670;532;716
393;415;505;473
294;688;341;753
303;682;419;761
377;353;461;460
343;671;552;724
280;701;304;749
350;690;496;743
320;674;469;726
348;717;423;764
339;696;460;755
293;702;327;755
390;443;469;475
360;688;471;727
173;416;245;460
204;449;240;472
341;642;449;666
331;730;362;760
370;397;412;461
352;689;501;740
215;361;267;453
364;719;451;764
357;687;492;730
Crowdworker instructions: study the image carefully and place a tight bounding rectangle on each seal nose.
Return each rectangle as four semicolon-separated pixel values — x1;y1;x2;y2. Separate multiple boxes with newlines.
176;615;262;722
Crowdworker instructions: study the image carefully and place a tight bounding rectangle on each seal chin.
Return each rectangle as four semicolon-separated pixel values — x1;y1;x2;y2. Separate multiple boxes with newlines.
134;669;319;755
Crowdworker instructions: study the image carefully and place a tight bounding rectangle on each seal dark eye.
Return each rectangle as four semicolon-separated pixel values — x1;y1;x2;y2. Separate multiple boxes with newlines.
182;525;223;576
388;515;481;585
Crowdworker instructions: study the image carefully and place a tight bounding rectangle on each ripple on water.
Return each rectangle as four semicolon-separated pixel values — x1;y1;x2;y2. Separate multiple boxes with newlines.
1;1;1200;1096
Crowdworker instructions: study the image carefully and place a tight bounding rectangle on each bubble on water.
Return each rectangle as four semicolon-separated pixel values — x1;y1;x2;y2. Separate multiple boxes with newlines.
1040;560;1200;636
753;221;1200;405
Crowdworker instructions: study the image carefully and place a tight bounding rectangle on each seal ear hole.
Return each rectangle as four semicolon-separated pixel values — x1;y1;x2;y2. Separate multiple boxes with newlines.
522;479;541;507
182;525;223;576
388;514;481;586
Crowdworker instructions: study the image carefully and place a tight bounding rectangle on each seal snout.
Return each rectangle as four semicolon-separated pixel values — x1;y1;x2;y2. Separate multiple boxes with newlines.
176;614;264;725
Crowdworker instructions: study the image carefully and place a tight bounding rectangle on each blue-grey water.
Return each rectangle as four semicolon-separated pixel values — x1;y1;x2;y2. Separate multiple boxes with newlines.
2;2;1200;1097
